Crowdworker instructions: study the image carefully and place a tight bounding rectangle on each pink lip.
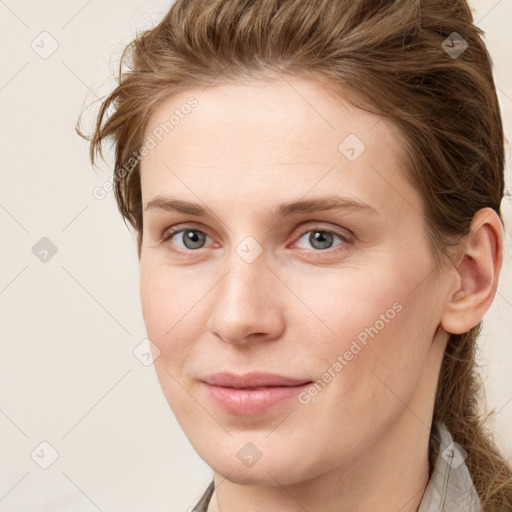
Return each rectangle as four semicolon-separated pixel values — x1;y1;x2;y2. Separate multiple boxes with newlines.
201;372;313;415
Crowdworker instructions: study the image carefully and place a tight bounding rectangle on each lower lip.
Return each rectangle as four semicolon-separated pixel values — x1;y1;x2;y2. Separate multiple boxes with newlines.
203;382;312;415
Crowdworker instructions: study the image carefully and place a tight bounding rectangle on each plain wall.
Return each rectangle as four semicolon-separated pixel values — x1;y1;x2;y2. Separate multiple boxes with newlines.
1;1;511;510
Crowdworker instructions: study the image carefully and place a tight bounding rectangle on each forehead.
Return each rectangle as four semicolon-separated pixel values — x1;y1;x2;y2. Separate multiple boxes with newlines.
143;77;402;154
139;77;416;219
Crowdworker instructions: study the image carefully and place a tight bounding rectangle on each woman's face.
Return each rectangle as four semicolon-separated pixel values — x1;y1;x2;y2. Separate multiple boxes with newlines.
139;77;450;484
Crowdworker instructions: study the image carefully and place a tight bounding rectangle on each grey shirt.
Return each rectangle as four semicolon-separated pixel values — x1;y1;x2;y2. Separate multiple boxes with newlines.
193;422;481;512
419;422;481;511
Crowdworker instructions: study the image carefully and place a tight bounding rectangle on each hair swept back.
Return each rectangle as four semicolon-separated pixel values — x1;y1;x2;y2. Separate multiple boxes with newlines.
78;0;512;509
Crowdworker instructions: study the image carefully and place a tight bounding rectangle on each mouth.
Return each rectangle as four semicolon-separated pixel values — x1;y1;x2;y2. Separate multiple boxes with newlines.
201;372;314;415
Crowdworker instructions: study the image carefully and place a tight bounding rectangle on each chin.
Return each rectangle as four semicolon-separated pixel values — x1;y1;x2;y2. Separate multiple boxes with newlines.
202;444;318;487
211;463;301;487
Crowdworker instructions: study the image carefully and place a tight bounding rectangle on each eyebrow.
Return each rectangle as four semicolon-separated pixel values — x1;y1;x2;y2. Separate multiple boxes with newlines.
144;195;379;218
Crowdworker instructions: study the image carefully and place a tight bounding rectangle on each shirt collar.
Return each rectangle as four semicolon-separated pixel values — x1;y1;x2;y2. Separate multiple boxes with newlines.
418;421;481;511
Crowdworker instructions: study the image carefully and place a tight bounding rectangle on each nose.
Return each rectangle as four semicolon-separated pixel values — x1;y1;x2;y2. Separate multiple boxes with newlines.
206;252;285;345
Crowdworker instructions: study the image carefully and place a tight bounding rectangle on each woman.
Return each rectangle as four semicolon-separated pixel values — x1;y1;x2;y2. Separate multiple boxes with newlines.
78;0;512;510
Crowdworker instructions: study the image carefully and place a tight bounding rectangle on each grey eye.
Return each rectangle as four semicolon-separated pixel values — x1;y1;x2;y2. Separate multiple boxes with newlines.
175;230;208;250
296;230;343;251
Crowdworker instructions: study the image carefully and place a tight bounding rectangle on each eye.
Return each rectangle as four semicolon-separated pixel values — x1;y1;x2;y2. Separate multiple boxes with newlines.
294;228;350;252
161;228;212;252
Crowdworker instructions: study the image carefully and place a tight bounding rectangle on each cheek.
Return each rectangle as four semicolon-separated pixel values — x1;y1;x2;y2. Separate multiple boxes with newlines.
139;263;204;423
297;258;437;403
139;262;202;381
286;263;409;348
287;270;437;469
140;260;201;337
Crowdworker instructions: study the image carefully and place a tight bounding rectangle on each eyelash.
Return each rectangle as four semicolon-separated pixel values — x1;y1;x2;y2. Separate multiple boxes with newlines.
158;224;353;257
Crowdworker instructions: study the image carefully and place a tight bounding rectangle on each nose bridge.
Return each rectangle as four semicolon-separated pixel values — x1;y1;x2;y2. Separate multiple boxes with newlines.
207;241;283;343
220;231;270;298
217;244;271;314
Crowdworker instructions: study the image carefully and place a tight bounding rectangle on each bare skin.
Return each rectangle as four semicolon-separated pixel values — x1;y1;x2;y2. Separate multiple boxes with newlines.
138;77;503;512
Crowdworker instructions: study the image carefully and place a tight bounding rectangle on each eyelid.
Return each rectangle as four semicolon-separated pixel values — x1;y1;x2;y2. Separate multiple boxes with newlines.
292;222;354;243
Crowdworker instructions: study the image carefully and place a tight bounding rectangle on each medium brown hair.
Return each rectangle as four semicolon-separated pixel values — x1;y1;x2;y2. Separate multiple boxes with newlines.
78;0;512;509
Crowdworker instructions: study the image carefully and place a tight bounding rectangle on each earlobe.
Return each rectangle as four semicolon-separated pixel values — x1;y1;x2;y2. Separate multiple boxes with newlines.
440;207;503;335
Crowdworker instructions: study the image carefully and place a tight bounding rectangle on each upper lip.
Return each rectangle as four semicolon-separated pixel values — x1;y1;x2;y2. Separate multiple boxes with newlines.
202;372;313;388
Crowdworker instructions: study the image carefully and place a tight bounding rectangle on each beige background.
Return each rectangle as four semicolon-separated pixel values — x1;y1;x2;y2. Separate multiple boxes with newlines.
0;1;511;510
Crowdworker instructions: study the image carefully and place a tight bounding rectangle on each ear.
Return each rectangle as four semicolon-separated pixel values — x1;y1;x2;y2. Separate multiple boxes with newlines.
440;207;504;335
